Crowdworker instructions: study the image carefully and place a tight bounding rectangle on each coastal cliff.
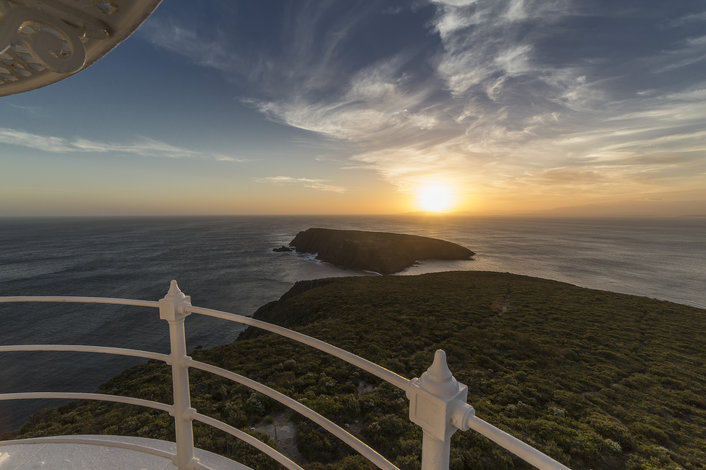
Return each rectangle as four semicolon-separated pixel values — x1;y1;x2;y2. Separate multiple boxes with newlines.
289;228;474;274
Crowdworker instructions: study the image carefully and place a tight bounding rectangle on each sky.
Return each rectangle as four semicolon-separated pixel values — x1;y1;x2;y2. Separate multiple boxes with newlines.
1;0;706;217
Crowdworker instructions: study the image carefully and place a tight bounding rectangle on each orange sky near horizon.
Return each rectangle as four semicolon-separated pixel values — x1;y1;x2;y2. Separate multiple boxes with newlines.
1;2;705;218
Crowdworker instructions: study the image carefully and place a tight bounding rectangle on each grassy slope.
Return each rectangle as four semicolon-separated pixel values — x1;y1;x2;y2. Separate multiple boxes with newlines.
8;272;706;469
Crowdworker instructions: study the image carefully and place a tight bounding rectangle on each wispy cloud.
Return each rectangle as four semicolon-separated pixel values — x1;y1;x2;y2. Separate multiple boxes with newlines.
0;127;243;162
668;10;706;27
140;21;239;74
214;154;247;163
7;103;48;116
70;137;199;159
0;128;74;153
246;59;441;144
253;176;346;193
144;0;706;206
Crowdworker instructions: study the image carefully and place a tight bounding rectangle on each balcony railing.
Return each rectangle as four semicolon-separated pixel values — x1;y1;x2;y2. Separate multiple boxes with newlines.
0;281;571;470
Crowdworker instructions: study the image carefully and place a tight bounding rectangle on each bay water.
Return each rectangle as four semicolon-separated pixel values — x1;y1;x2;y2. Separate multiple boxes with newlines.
0;215;704;432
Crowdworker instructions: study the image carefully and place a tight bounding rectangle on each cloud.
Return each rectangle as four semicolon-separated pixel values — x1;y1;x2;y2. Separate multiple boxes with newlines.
0;127;243;162
668;10;706;27
533;167;609;186
144;1;706;204
140;20;239;74
7;103;47;116
0;128;74;153
140;2;380;96
247;60;441;144
214;154;247;163
253;176;346;193
70;137;199;159
430;0;571;95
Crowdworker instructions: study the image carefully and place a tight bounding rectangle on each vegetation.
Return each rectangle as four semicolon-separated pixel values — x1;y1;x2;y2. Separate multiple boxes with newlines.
289;228;474;274
6;272;705;469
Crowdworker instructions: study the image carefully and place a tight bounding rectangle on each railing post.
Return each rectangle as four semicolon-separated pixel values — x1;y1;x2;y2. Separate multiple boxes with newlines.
159;280;198;470
407;350;475;470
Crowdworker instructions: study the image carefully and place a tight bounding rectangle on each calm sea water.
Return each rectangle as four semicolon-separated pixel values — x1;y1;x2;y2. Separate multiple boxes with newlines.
0;215;704;432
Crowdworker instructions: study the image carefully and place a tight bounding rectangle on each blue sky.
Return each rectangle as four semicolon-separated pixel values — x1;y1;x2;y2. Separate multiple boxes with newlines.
1;0;705;216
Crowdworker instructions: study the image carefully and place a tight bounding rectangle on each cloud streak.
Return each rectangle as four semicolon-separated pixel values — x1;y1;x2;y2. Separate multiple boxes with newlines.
253;176;346;193
0;127;243;162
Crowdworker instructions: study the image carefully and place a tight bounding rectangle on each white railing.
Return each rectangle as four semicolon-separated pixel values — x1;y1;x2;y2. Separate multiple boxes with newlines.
0;281;571;470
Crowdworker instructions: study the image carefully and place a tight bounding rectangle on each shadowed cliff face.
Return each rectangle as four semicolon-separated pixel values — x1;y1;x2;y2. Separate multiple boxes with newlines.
290;228;474;274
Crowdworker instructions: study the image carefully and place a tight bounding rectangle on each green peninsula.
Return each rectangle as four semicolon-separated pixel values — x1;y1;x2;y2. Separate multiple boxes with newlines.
8;272;706;469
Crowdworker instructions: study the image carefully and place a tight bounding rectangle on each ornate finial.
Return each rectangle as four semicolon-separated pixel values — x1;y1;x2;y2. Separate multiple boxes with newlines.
159;280;191;319
419;349;460;398
428;350;453;381
164;280;184;299
407;348;472;445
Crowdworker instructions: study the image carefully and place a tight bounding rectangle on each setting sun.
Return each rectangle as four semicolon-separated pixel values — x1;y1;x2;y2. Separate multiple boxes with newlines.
416;184;455;212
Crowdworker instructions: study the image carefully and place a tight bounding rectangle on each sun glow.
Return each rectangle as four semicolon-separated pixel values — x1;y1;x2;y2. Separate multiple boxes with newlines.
415;184;455;213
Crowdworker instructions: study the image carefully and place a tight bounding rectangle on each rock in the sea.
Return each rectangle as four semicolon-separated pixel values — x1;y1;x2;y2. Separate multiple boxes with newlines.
273;245;293;252
289;228;474;274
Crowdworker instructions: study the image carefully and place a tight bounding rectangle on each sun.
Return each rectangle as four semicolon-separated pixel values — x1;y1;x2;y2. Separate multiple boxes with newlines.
415;184;455;213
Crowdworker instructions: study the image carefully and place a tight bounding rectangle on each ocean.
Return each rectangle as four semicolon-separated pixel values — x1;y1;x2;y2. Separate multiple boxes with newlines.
0;215;704;432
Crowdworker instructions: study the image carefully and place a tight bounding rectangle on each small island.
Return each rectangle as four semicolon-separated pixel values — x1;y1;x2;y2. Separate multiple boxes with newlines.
289;228;474;274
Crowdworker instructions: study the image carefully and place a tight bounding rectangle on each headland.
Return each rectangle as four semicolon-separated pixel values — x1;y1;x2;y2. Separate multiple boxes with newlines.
9;271;705;469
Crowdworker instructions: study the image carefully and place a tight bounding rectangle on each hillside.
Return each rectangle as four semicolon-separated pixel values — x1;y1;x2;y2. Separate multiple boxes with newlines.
8;272;706;469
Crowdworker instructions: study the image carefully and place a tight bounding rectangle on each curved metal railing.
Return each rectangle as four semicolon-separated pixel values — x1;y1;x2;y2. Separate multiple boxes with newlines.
0;344;169;362
0;281;571;470
0;295;159;308
2;436;185;464
187;305;409;390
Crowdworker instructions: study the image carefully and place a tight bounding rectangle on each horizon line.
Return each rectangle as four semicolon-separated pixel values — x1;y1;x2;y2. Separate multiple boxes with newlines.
1;213;704;219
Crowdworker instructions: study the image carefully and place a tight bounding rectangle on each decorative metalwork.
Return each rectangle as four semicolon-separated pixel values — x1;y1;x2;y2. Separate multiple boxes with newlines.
0;0;161;96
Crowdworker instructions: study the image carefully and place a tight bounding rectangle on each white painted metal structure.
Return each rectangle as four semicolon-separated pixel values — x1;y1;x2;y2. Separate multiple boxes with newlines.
0;0;162;96
0;435;247;469
0;281;571;470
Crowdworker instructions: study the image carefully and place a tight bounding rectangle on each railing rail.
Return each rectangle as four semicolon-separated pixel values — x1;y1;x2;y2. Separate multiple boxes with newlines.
0;295;159;308
0;281;571;470
187;305;409;391
186;358;397;470
0;344;170;362
190;411;302;470
2;436;201;468
0;392;173;414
